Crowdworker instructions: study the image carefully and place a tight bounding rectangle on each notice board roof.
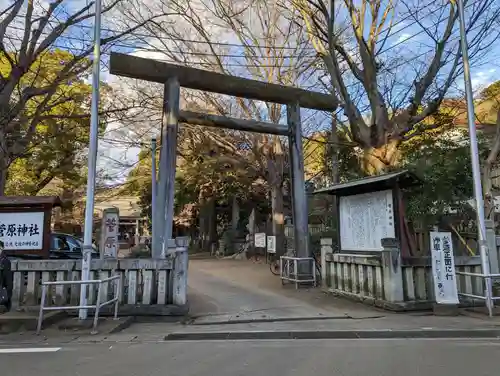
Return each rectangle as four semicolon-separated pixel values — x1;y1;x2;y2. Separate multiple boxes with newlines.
0;196;62;208
313;170;421;197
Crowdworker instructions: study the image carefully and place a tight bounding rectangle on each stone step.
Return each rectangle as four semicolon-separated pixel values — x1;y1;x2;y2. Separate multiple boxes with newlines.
0;310;65;334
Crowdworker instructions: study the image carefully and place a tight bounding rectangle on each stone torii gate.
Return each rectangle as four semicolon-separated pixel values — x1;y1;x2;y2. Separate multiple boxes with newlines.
109;52;337;259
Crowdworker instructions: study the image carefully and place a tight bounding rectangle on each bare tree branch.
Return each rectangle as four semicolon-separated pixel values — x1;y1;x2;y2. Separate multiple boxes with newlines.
291;0;500;171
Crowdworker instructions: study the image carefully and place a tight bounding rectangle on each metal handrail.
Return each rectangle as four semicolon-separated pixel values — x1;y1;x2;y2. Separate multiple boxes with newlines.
455;271;500;278
40;275;120;286
36;274;121;334
280;256;317;289
454;271;500;315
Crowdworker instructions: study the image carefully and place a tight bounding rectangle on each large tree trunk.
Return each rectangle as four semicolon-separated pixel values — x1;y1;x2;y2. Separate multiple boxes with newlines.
362;140;401;175
483;111;500;221
231;196;239;231
198;197;209;251
328;117;340;244
207;198;217;250
483;165;495;221
330;116;340;184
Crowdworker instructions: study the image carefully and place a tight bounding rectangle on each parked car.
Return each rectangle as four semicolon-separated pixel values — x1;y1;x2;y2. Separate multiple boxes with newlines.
9;232;99;260
49;232;100;259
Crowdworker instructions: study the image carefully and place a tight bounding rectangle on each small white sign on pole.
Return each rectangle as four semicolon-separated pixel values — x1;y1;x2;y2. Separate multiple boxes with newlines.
267;235;276;253
430;231;459;304
254;233;266;248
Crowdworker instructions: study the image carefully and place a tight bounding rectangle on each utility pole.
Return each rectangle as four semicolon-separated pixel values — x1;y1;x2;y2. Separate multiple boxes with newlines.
151;138;157;255
457;0;493;316
330;115;339;185
79;0;102;320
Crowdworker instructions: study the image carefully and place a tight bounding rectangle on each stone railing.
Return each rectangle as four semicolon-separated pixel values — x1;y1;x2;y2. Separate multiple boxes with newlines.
320;238;482;311
401;257;482;303
10;247;188;316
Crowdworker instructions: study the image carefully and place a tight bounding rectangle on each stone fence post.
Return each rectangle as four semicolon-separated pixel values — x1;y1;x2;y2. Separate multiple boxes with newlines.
172;241;188;307
380;238;404;303
320;238;333;288
176;236;190;247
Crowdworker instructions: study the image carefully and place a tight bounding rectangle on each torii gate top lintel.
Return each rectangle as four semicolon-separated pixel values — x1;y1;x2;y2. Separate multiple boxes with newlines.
109;52;337;112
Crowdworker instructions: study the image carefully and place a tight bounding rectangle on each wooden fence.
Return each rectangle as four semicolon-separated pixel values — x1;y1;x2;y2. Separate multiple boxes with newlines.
10;249;188;315
320;238;483;310
413;228;478;257
284;224;327;238
284;224;479;257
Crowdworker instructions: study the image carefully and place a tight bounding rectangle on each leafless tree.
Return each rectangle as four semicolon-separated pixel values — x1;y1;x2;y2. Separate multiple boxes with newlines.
128;0;319;254
292;0;500;173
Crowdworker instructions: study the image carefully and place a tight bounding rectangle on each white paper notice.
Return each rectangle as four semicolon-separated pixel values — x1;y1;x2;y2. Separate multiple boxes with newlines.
339;190;395;251
267;236;276;253
254;233;266;248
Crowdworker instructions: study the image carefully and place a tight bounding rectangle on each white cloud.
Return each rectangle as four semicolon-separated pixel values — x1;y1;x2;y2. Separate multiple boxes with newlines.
470;69;498;92
396;33;412;44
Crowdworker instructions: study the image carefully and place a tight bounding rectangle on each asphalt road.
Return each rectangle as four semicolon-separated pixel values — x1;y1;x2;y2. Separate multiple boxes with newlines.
187;259;379;322
1;339;498;376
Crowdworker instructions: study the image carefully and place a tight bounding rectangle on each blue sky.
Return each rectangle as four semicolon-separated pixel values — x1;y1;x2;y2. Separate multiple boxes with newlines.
2;0;500;182
107;0;500;180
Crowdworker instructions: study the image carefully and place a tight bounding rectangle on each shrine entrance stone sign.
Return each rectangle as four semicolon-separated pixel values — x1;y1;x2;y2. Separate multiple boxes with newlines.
100;208;119;259
0;196;62;258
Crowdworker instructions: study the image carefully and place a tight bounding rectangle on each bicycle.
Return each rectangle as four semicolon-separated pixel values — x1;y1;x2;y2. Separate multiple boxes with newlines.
215;241;245;259
246;248;262;263
312;252;322;281
215;241;262;262
214;249;225;259
270;255;280;275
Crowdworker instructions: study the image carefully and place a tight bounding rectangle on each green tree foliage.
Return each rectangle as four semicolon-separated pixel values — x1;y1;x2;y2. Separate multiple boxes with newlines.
0;0;169;195
399;130;491;225
126;127;270;234
1;49;107;195
480;81;500;101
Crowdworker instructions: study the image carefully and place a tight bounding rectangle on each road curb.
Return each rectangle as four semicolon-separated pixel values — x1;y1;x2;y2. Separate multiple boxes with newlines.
108;316;136;334
165;329;500;341
189;315;385;326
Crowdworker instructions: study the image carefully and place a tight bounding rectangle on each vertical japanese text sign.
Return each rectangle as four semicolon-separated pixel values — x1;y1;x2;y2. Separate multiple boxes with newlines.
430;231;459;304
100;208;119;259
267;235;276;254
254;233;266;248
0;212;44;250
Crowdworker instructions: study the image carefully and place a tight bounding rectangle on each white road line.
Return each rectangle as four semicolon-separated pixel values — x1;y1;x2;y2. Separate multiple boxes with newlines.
0;347;61;354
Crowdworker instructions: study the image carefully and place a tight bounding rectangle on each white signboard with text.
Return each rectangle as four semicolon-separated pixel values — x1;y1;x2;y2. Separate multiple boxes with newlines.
430;231;459;304
339;190;395;251
0;212;44;250
254;233;266;248
101;209;119;258
267;235;276;253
